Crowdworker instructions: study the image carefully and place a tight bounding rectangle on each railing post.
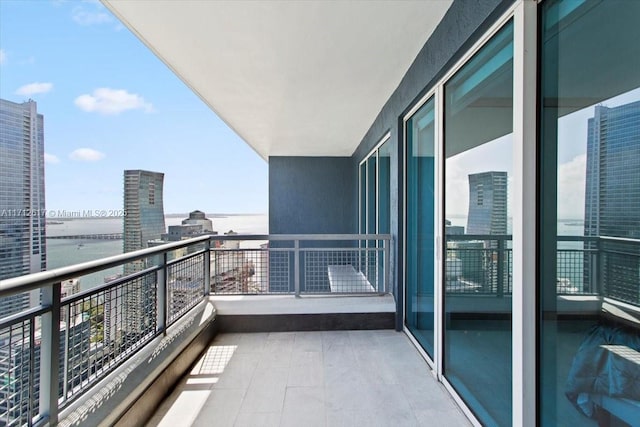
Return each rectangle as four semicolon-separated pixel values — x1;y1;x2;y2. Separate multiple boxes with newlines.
157;252;167;335
294;240;300;297
204;239;211;295
28;318;36;427
384;238;390;294
595;237;604;296
62;303;71;401
39;281;61;425
497;238;505;298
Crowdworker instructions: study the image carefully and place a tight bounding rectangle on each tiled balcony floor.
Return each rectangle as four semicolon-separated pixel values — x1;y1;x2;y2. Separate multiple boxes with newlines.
146;330;470;427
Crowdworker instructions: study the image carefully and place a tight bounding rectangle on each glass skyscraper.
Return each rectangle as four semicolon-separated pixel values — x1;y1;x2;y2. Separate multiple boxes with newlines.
466;171;508;235
116;170;165;337
583;101;640;299
123;169;166;273
0;98;46;317
584;101;640;239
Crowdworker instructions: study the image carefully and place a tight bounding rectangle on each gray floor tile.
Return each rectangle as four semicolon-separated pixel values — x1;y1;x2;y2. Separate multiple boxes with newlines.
415;407;472;427
293;331;323;352
149;330;474;427
233;412;281;427
281;386;326;427
288;351;324;387
192;388;246;427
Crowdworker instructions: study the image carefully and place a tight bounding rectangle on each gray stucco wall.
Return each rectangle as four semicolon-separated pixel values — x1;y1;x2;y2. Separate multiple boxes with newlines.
269;157;356;234
351;0;515;329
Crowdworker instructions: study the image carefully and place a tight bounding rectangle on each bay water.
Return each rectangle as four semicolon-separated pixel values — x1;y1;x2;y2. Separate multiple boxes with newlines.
46;214;268;291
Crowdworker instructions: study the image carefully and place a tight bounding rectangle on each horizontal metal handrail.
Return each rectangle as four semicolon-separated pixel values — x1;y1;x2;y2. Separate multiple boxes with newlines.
0;234;392;299
446;234;512;241
208;233;391;241
0;235;211;297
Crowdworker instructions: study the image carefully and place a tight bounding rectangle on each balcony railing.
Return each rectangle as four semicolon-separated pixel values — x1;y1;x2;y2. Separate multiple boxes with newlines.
445;234;640;306
0;233;391;427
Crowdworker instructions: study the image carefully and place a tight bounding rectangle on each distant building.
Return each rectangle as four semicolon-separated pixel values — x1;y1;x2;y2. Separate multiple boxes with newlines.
584;101;640;292
180;210;213;233
466;171;508;292
466;171;508;235
60;278;81;322
584;101;640;239
123;170;166;267
446;225;465;235
0;99;46;317
121;170;165;336
0;320;90;426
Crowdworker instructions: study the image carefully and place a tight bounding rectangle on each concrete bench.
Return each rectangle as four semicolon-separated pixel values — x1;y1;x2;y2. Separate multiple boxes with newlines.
327;265;375;293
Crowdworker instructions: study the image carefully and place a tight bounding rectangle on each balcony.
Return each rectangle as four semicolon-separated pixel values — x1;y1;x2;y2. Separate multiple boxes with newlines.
3;232;639;426
0;233;415;427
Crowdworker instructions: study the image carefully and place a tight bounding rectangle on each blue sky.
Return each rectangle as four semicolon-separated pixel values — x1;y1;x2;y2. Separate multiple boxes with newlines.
0;0;268;214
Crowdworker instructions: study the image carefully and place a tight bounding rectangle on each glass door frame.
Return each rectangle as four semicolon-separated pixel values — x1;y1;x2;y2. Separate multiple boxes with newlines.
402;88;441;371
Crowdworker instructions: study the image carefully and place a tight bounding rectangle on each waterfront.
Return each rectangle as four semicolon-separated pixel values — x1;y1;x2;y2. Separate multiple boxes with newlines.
46;214;268;291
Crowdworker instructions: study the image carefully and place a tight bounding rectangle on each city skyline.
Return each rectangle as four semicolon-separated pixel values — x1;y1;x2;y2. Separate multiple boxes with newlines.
0;0;268;214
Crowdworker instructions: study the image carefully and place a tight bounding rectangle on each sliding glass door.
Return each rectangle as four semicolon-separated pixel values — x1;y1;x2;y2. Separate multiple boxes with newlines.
405;97;436;357
443;21;514;427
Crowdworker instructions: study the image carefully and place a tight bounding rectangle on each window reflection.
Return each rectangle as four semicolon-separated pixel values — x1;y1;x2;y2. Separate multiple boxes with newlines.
539;0;640;425
444;20;513;427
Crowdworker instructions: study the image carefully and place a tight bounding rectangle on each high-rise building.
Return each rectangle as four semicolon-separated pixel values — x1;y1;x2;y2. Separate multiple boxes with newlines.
583;101;640;293
0;99;46;317
464;171;508;292
466;171;508;235
118;170;165;337
584;101;640;239
123;169;166;273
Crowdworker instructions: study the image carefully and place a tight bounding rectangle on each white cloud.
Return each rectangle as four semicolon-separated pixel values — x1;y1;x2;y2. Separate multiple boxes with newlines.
0;49;6;65
74;88;154;115
15;82;53;96
44;153;60;164
69;148;105;162
558;154;587;219
72;5;112;26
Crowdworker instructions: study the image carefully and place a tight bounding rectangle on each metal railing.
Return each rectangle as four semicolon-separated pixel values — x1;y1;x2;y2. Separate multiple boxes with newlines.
0;233;391;427
210;234;391;295
445;234;640;306
445;234;512;295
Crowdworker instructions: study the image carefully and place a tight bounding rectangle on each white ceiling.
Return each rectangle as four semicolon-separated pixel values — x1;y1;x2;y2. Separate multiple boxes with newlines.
102;1;452;160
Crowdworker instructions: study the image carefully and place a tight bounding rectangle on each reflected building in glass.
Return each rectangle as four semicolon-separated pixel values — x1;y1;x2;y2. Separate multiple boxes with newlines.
583;100;640;296
466;171;508;236
584;101;640;239
0;98;46;317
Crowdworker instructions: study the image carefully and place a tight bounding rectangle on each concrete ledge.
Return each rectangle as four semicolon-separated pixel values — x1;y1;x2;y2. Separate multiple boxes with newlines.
217;312;395;332
211;294;396;315
59;300;217;427
212;294;396;332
